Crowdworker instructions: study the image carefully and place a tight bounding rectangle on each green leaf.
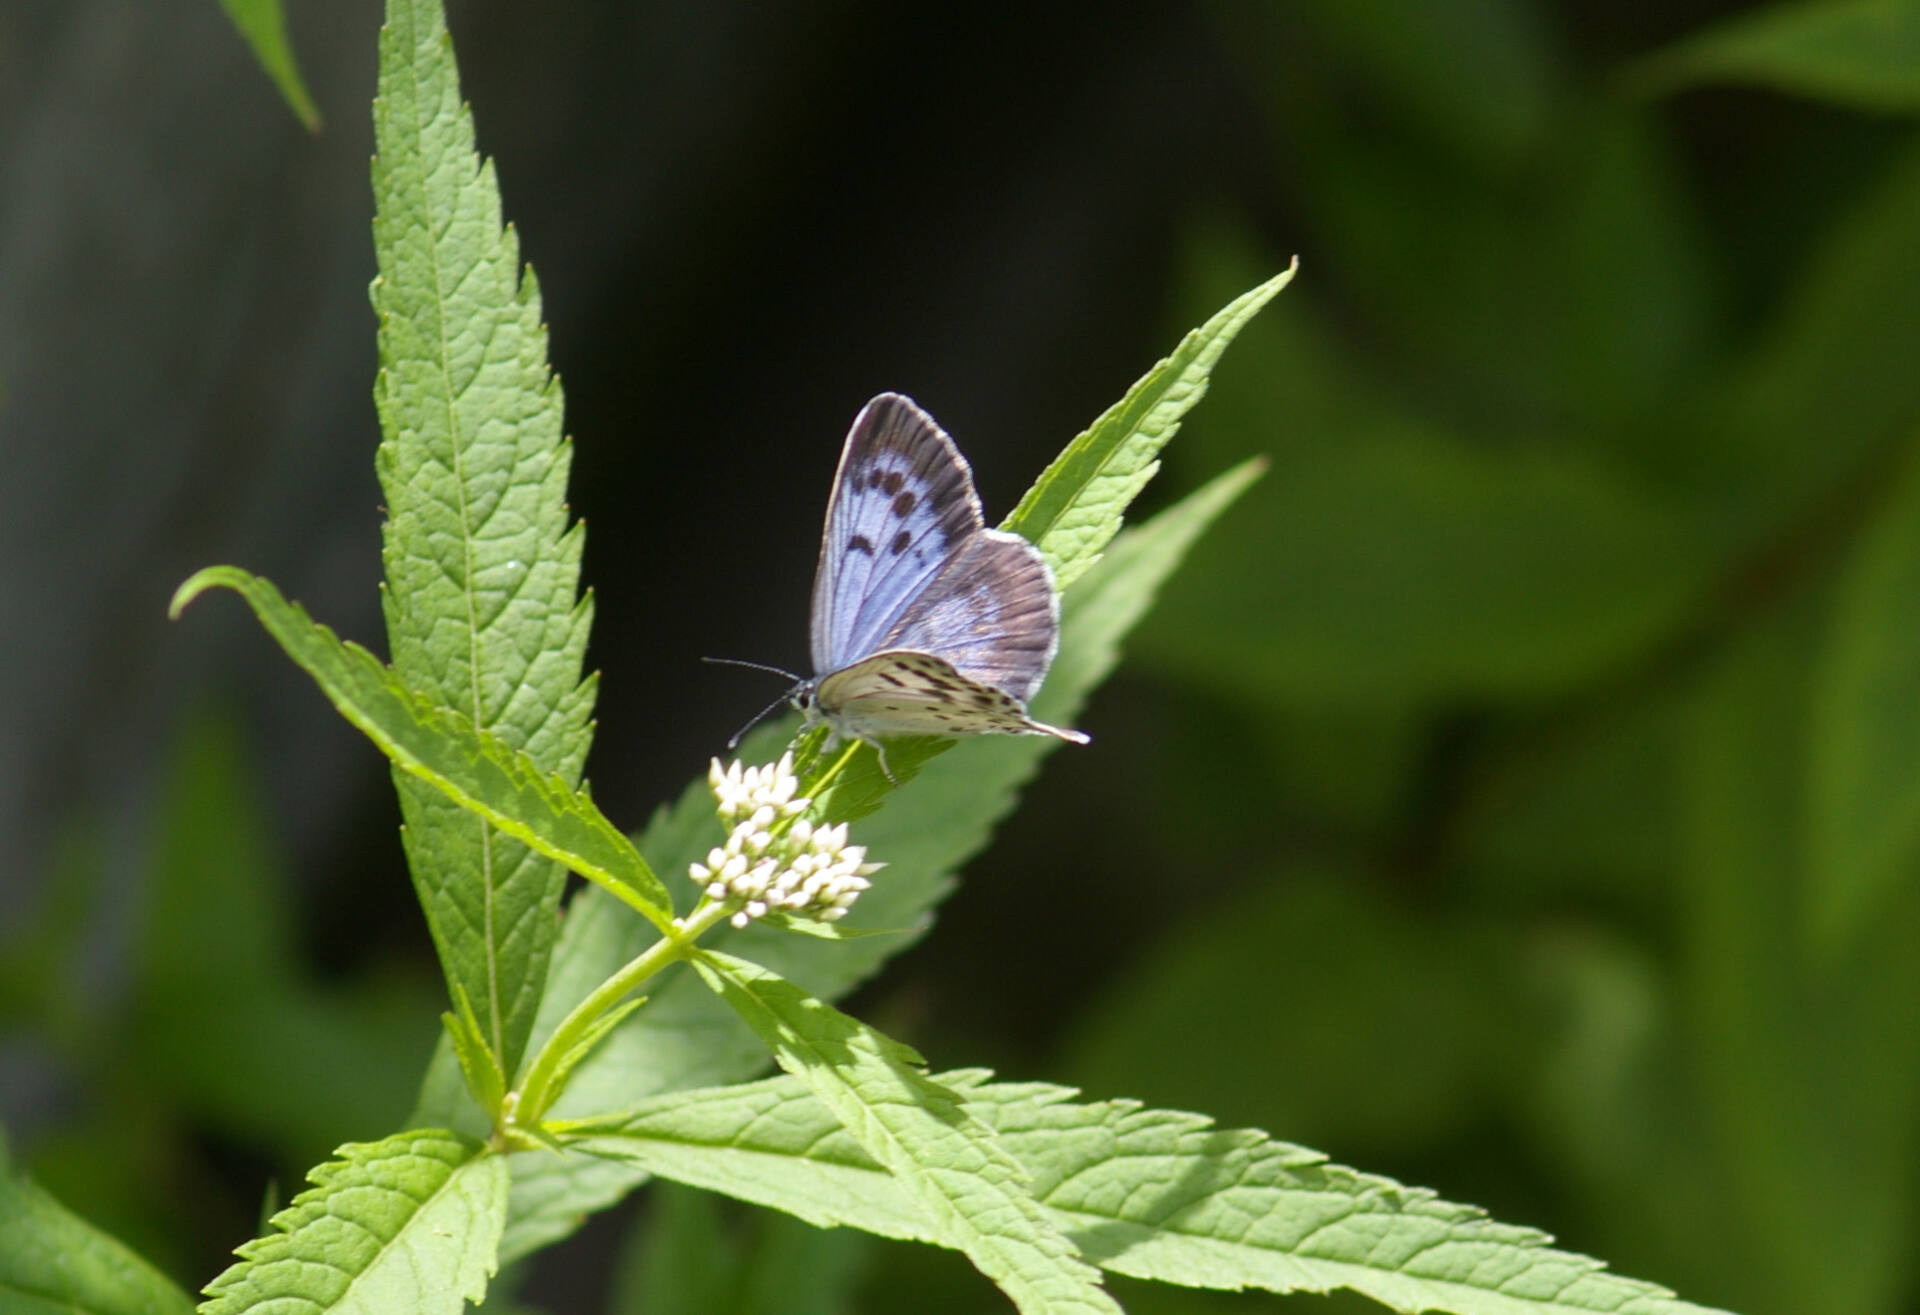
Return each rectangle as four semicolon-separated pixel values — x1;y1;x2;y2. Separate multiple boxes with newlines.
689;953;1120;1315
518;995;647;1126
1624;0;1920;113
444;986;508;1123
1222;31;1709;433
800;456;1271;825
1004;263;1294;589
215;0;321;131
1030;457;1266;732
169;567;670;927
372;0;597;1084
604;1180;873;1315
42;707;469;1273
1136;431;1708;707
1681;602;1920;1312
1160;204;1708;491
583;1070;1733;1315
1701;139;1920;541
1063;869;1522;1153
451;461;1267;1263
0;1141;195;1315
1807;432;1920;949
1266;2;1559;171
782;267;1289;799
135;709;436;1163
1462;686;1683;911
606;1182;738;1315
201;1130;507;1315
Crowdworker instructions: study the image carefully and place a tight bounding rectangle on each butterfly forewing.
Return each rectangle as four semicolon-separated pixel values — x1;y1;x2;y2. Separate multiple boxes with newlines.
809;394;983;675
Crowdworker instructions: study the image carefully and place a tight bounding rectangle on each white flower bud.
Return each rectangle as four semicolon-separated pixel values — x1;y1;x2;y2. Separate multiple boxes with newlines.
694;755;888;926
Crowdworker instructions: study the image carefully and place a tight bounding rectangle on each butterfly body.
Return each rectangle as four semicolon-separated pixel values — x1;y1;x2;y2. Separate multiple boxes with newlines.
796;393;1087;775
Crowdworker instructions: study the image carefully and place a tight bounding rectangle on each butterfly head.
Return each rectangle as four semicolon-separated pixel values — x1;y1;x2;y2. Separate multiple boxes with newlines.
787;676;821;721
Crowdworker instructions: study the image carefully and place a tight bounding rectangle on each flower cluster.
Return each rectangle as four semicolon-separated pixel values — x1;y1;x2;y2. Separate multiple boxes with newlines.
690;753;883;929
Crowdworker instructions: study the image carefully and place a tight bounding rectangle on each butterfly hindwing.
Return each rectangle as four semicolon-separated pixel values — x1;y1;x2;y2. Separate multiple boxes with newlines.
877;529;1060;705
816;650;1086;743
809;394;983;675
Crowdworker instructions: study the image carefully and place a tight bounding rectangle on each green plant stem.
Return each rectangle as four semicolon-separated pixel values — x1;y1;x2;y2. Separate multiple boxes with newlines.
509;743;863;1136
512;898;734;1130
806;738;862;797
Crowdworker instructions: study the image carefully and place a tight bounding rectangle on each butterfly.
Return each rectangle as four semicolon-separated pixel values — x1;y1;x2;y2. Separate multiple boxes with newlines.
733;393;1089;781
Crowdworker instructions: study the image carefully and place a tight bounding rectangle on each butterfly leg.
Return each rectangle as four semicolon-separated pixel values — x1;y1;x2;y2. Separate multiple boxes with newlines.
874;738;900;785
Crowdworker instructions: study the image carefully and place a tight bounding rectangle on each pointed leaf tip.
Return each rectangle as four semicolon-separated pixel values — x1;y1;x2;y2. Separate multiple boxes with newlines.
170;564;243;620
1004;263;1297;590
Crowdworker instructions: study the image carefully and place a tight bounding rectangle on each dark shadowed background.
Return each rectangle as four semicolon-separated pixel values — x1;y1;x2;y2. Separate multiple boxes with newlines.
4;3;1918;1313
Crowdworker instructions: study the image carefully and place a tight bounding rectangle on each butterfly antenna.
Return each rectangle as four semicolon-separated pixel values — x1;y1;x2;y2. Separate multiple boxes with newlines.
704;656;807;750
725;689;800;751
702;655;802;682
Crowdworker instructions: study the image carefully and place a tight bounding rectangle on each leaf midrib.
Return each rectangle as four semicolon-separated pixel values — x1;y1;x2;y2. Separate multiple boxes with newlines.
400;35;506;1066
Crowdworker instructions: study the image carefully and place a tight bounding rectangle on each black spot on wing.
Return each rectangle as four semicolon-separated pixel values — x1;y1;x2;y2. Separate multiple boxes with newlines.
892;490;917;517
848;534;875;555
890;529;913;556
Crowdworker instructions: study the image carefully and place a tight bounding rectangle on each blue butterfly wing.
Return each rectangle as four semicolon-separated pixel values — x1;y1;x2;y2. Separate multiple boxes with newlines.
809;394;984;675
876;529;1060;705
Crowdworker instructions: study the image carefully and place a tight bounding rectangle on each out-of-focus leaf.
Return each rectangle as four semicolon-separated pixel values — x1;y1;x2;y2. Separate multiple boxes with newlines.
1214;2;1560;173
1208;25;1711;434
1061;869;1524;1153
1462;689;1684;911
0;818;104;1043
1807;431;1920;949
0;1142;195;1315
1134;430;1708;709
606;1181;738;1315
1697;139;1920;540
136;711;435;1163
605;1179;872;1315
1625;0;1920;113
1678;602;1920;1313
215;0;321;130
1509;926;1740;1302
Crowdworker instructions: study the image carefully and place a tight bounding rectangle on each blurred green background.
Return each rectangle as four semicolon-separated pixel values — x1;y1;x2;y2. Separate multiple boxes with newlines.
4;2;1919;1312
